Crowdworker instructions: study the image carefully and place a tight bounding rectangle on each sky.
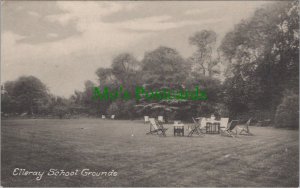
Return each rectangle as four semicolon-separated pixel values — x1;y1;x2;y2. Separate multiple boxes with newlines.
1;1;271;97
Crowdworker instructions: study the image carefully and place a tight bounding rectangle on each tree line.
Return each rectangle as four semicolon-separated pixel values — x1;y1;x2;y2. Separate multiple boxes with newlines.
1;1;298;128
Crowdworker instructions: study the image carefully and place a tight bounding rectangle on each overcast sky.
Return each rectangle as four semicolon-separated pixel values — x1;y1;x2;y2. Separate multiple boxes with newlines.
1;1;271;97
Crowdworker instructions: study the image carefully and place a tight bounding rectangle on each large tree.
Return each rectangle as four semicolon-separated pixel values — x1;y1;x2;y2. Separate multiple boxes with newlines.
189;30;219;77
111;53;141;92
220;1;299;118
95;67;117;88
2;76;49;114
141;46;187;89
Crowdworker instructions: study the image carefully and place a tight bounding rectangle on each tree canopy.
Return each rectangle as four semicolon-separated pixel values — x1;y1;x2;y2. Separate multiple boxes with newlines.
2;1;298;127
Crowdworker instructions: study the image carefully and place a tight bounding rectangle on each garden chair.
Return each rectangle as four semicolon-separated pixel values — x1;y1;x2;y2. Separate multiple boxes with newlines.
199;117;208;133
220;118;229;131
236;118;253;135
188;117;205;137
111;115;115;119
144;116;150;124
146;118;168;136
220;120;239;137
158;116;164;123
193;117;206;131
101;115;106;119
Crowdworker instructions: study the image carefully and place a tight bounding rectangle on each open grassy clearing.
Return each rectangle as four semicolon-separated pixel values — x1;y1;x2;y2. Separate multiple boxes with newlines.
1;118;299;187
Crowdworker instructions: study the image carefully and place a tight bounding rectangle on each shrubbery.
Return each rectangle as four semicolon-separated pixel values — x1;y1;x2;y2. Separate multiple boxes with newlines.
53;106;69;119
274;92;299;129
107;102;119;117
107;100;137;119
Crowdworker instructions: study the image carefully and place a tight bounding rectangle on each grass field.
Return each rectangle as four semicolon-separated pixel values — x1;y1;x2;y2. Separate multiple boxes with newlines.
1;118;299;187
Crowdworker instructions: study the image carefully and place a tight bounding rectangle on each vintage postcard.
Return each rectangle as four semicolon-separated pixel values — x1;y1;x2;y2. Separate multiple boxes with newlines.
1;0;299;187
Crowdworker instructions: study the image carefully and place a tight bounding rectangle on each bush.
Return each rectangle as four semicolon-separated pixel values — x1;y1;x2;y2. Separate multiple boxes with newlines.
107;102;120;116
107;100;137;119
53;105;69;119
274;92;299;129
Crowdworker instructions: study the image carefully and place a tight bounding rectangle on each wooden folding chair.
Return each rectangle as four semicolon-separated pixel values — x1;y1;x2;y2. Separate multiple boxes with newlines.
188;117;205;137
236;118;253;135
220;120;239;137
146;118;168;136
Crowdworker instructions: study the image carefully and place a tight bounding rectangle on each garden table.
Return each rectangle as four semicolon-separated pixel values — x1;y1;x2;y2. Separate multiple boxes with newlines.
196;117;221;134
173;122;184;136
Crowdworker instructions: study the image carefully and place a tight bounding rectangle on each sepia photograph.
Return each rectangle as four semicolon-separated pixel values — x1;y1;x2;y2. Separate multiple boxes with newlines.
1;0;299;187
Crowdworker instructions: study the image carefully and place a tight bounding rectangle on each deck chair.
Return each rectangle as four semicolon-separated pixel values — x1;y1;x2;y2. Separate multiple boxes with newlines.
144;116;150;124
188;117;205;137
146;118;168;136
220;118;229;131
101;115;106;119
111;115;115;119
158;116;164;123
236;118;253;135
220;120;239;137
191;117;206;132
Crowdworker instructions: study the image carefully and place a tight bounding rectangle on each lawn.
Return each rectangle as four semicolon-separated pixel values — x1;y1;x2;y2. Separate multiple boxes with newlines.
1;118;299;187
